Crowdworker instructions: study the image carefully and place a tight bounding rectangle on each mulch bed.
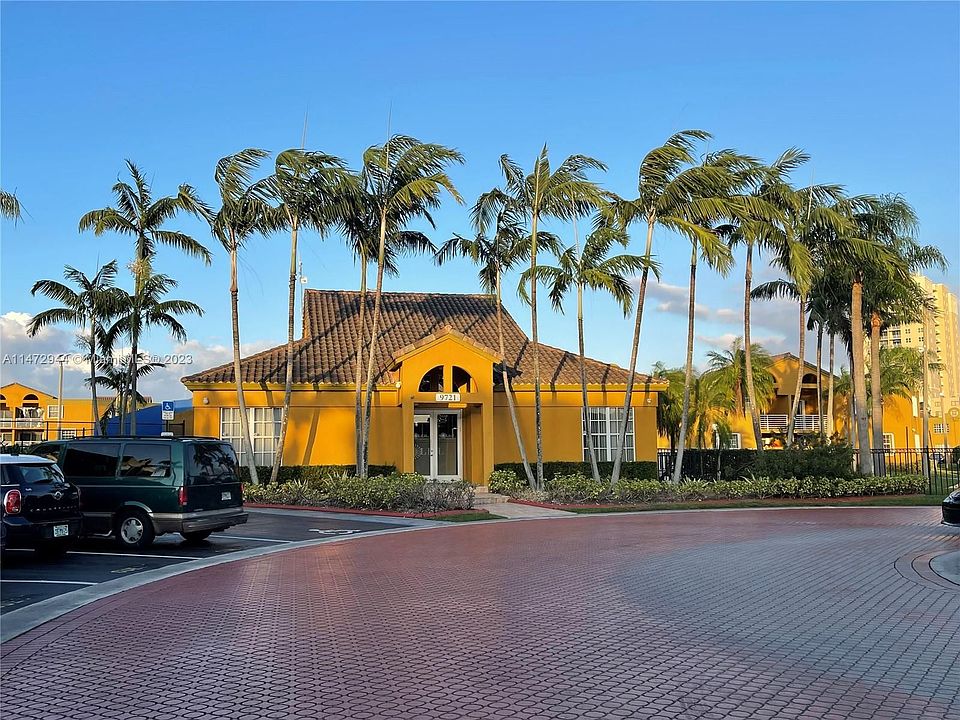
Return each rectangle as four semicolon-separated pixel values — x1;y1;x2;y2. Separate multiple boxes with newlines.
245;502;489;519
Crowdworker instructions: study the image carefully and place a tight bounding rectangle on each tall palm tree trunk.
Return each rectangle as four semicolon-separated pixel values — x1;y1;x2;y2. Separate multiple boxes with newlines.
815;324;824;439
128;333;139;435
361;211;390;480
271;219;298;483
496;271;535;487
742;242;763;450
577;282;600;482
353;260;368;474
611;218;654;486
671;247;698;484
827;333;836;439
89;331;100;436
230;244;259;484
529;211;544;491
869;311;885;473
786;294;806;447
851;279;873;474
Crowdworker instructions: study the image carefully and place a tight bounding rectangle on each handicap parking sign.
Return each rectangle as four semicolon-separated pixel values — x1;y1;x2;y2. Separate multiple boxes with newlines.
161;401;175;420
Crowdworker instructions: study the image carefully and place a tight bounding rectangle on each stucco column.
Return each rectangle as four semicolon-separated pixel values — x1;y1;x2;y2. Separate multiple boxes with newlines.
481;397;494;485
401;395;414;474
443;365;453;393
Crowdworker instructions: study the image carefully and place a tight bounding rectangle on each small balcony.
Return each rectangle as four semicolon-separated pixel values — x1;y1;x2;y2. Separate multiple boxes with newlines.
759;414;825;433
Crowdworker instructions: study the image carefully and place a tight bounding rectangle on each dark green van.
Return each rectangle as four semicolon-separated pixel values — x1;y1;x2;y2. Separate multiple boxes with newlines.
32;437;247;549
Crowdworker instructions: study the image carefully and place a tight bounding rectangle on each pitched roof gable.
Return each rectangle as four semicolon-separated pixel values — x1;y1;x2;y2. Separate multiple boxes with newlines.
182;289;649;388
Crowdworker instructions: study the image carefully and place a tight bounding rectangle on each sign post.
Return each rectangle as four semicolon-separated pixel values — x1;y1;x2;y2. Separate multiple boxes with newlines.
161;401;175;434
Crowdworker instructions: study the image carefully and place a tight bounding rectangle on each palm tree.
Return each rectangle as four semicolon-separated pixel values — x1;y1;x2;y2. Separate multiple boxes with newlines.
207;148;282;484
435;190;548;488
1;189;21;221
254;149;348;482
357;136;463;479
608;130;741;486
498;147;606;490
651;362;685;452
79;161;210;434
729;149;834;448
106;273;203;430
704;337;776;420
671;150;767;484
338;178;435;473
86;356;164;435
522;219;651;481
28;261;122;435
870;347;925;401
857;196;945;455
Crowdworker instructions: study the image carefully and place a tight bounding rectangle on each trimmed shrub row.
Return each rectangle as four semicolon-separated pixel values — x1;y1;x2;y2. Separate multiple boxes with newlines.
663;445;856;481
541;472;927;504
238;464;396;484
243;472;474;512
492;461;658;485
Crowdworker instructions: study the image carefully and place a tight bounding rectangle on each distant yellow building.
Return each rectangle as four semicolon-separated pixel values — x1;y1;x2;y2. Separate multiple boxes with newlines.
182;290;666;482
0;382;111;445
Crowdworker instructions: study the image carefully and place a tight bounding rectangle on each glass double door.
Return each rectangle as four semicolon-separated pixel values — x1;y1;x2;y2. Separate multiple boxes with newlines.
413;410;461;481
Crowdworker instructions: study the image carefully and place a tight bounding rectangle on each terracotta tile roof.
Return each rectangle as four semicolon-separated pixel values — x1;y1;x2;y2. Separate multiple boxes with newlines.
182;290;648;388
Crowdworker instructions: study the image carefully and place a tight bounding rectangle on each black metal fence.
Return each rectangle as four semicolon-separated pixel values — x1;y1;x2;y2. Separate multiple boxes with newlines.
657;447;959;495
861;448;958;496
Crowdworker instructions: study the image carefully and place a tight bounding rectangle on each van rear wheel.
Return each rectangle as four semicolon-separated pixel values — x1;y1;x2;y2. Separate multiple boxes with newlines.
115;509;155;550
181;530;212;544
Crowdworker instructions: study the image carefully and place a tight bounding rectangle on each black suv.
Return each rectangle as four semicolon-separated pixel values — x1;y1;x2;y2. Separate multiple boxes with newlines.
1;454;83;556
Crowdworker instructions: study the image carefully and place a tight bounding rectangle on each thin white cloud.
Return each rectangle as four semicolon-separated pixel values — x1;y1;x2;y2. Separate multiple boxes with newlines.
0;311;274;402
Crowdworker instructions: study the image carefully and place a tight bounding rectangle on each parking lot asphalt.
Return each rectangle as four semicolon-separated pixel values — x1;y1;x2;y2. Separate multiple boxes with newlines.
0;509;403;613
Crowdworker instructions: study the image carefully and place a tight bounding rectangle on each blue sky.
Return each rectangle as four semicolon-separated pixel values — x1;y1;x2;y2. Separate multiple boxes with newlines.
2;1;958;400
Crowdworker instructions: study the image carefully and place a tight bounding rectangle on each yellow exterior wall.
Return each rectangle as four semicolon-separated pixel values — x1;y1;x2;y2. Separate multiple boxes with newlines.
186;336;665;482
1;382;110;442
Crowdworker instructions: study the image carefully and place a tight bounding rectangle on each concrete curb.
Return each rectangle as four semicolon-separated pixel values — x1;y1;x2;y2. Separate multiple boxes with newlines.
930;550;960;586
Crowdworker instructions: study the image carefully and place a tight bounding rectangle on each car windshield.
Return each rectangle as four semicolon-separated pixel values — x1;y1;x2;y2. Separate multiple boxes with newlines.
187;443;239;484
4;463;64;485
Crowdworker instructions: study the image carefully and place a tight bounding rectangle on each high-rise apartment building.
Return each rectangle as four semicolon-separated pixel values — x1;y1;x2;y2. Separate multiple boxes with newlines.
879;274;959;416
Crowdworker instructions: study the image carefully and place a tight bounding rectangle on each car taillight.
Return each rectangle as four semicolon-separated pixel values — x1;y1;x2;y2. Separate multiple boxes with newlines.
178;486;187;507
4;489;22;515
240;483;245;502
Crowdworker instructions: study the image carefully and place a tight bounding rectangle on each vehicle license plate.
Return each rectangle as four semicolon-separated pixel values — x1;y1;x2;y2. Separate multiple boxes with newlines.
53;524;69;538
221;491;231;501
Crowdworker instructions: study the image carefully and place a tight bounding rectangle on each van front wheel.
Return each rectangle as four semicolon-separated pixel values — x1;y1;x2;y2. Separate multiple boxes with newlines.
115;509;155;550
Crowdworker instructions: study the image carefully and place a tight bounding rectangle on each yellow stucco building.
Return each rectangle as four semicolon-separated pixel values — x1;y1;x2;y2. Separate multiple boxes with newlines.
0;382;111;445
183;290;665;482
659;350;959;452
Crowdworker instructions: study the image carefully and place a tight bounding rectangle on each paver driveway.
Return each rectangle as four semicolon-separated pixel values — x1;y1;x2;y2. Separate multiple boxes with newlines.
2;507;958;719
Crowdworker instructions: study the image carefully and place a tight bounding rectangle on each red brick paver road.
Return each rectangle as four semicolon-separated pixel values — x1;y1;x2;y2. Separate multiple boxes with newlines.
2;507;958;719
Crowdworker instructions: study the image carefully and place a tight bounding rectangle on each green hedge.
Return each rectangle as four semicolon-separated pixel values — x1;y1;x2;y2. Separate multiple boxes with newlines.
238;464;396;484
540;472;927;505
492;461;658;484
243;472;474;512
663;445;856;480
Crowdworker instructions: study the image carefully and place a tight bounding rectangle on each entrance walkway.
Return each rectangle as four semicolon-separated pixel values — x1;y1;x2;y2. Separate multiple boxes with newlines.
2;507;957;719
488;499;574;518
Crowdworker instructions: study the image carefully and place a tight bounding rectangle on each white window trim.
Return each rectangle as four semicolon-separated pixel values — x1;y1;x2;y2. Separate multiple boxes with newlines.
220;407;282;467
727;432;742;450
60;429;78;439
933;423;946;435
582;407;635;463
882;433;895;450
46;405;60;419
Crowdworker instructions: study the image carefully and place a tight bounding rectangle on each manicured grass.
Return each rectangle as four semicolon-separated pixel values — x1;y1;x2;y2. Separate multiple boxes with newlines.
562;495;946;514
435;512;506;522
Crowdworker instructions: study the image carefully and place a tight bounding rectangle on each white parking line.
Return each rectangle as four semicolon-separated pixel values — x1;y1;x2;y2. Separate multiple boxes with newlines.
65;551;197;561
218;535;291;543
1;580;96;586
